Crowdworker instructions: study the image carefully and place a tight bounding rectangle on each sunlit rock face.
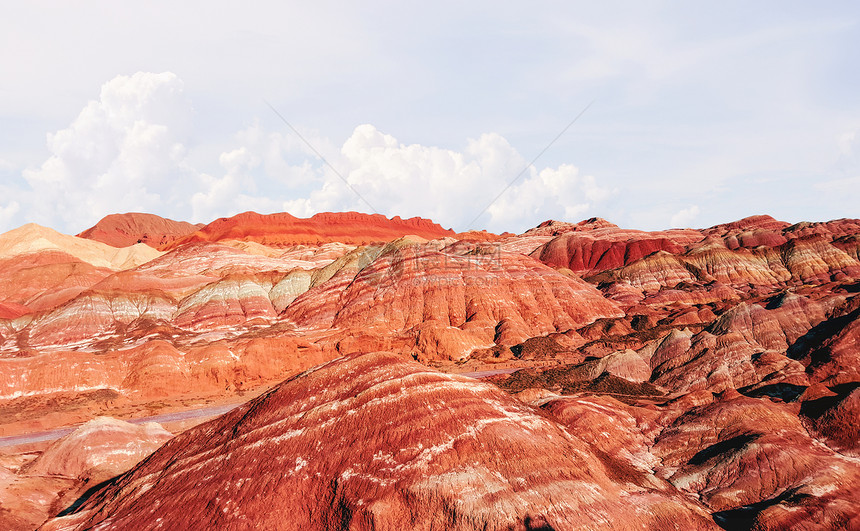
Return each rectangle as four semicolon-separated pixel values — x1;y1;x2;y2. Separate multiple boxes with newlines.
530;227;696;275
1;212;859;530
25;417;172;482
162;210;459;248
284;241;624;360
41;352;718;531
77;212;203;248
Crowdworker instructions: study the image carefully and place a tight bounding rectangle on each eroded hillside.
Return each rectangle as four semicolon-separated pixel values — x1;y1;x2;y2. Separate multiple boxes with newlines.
0;212;858;530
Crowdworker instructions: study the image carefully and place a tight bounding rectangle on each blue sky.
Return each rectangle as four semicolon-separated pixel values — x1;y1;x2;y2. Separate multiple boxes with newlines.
1;1;858;234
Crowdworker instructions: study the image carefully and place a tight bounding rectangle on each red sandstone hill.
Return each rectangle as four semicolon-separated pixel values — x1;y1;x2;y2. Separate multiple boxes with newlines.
77;213;203;248
41;352;718;531
282;239;623;360
162;211;460;249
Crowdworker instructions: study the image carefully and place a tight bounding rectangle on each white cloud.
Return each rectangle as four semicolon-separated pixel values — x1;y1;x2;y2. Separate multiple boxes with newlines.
22;72;196;230
3;4;859;234
837;130;856;156
671;205;700;228
190;146;285;222
481;163;612;231
0;201;20;229
13;71;614;235
269;125;613;233
188;122;337;222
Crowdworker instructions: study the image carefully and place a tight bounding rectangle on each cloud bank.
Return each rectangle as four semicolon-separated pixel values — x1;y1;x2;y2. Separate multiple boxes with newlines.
22;72;196;230
9;72;613;235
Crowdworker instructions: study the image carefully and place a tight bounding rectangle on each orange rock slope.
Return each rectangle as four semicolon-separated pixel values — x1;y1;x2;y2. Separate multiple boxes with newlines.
161;211;460;248
0;211;858;530
77;212;203;248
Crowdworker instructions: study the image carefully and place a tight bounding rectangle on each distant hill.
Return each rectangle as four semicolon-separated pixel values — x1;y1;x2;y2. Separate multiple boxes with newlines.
77;212;203;248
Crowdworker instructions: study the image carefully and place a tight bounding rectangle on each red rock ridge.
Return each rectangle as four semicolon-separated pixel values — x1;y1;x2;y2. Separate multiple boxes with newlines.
77;213;203;248
162;211;460;249
526;217;620;236
528;220;703;276
529;217;860;294
532;233;687;274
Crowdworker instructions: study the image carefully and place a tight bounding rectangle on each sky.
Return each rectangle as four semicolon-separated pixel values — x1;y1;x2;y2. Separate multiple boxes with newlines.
1;1;858;235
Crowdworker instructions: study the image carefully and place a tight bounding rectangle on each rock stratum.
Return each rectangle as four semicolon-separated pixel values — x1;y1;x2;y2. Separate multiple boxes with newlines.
0;211;856;530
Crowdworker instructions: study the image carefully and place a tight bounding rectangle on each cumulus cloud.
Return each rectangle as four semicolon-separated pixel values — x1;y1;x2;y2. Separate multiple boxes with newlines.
190;146;287;222
22;72;195;230
275;125;613;233
188;122;337;223
13;71;612;235
671;205;700;228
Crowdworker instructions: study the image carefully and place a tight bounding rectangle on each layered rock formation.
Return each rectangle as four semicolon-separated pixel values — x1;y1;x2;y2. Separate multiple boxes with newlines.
0;224;161;270
0;211;858;529
530;215;860;294
652;391;860;529
283;240;623;360
41;352;718;531
529;218;702;275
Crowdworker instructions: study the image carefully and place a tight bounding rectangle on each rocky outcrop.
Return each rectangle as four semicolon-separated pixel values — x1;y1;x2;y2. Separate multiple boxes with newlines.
25;417;172;482
0;333;336;404
531;216;860;297
0;224;162;270
532;232;688;275
652;391;860;529
0;251;113;317
646;292;835;395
